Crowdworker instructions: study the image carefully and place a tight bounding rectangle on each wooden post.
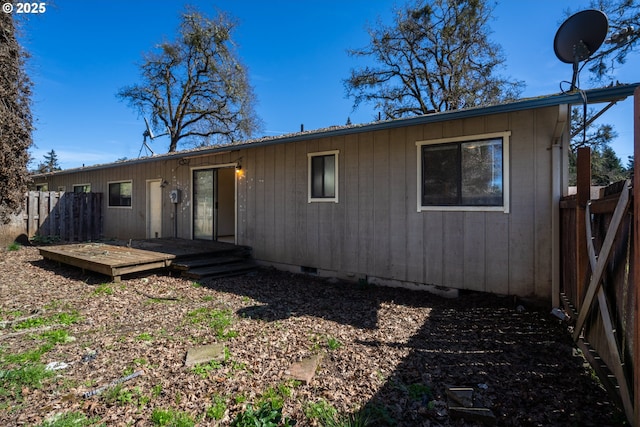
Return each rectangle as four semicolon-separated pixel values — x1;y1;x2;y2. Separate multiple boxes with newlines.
633;86;639;427
575;146;591;309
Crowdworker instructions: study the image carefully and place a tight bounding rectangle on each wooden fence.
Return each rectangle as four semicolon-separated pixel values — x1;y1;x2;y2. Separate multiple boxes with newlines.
559;148;637;425
23;191;103;242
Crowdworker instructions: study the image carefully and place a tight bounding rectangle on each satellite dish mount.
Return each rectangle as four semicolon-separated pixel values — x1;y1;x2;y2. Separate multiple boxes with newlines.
138;117;169;158
553;9;608;91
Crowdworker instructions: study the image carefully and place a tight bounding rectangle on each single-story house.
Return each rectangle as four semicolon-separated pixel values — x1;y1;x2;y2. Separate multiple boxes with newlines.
32;84;639;301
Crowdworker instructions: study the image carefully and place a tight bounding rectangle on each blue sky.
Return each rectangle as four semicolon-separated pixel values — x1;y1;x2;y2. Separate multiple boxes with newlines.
18;0;639;170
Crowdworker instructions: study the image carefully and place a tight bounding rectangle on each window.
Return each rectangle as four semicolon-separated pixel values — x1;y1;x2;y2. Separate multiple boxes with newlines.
35;184;48;191
73;184;91;193
417;132;510;212
108;181;132;207
308;151;339;203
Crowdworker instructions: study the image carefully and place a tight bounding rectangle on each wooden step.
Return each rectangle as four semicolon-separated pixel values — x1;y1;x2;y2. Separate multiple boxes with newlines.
171;256;245;271
182;261;257;279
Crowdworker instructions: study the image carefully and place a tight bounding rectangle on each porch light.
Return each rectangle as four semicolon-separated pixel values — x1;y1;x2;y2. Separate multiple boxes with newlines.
235;162;242;173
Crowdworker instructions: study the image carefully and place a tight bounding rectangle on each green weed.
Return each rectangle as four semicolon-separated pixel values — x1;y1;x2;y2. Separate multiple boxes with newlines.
135;332;154;342
257;383;294;410
54;311;81;326
206;394;227;420
326;336;342;351
37;411;103;426
305;399;338;421
151;408;195;427
191;359;223;379
407;383;432;401
7;242;21;251
93;283;114;295
152;384;163;398
13;311;81;330
186;308;237;339
231;401;294;427
101;384;132;406
2;343;52;365
305;400;371;427
133;357;148;366
12;316;48;330
39;329;73;345
0;363;54;400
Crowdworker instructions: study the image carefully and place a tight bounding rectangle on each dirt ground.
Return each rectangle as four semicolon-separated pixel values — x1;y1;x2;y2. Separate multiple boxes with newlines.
0;245;627;426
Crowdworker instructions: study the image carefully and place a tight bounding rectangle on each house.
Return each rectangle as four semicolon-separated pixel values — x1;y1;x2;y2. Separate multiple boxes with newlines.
31;84;639;301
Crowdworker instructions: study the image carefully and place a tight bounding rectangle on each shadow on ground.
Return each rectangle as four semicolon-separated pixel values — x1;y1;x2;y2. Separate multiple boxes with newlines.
200;268;625;426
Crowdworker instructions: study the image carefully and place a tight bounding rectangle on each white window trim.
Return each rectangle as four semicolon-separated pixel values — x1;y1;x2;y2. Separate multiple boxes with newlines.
416;131;510;213
107;180;133;209
308;150;339;203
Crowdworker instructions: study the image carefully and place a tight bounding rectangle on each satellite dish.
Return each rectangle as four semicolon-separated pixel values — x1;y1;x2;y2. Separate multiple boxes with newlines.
554;9;608;90
143;117;155;140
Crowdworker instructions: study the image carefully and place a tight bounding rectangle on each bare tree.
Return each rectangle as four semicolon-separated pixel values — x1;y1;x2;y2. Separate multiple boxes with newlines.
118;8;261;152
345;0;524;120
583;0;640;81
0;8;33;222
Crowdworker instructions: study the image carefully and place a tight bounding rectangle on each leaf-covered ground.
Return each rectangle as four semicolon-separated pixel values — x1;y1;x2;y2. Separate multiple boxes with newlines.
0;246;626;426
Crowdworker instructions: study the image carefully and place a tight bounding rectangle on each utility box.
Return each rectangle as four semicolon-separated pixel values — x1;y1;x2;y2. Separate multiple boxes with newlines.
169;189;181;204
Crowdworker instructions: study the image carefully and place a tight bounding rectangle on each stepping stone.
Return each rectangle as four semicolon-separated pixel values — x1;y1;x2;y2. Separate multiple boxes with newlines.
286;353;323;384
449;407;496;425
184;343;226;367
446;386;474;408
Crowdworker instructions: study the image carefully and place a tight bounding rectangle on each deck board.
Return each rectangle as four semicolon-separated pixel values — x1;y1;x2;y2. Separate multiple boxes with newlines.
39;243;176;282
38;239;252;282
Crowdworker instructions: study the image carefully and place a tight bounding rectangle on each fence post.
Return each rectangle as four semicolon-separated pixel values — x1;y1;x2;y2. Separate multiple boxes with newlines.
575;147;591;310
632;86;639;427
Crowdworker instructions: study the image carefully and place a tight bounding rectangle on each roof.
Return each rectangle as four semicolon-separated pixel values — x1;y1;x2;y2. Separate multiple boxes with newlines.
33;83;640;177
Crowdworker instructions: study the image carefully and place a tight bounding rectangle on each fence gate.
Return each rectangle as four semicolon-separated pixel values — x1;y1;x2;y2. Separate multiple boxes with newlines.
559;148;637;426
24;191;103;242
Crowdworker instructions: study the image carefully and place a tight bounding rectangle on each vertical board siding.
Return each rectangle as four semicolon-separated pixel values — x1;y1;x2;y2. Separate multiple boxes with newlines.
485;212;511;294
272;143;287;261
36;106;559;298
295;141;310;264
357;133;375;274
508;111;538;296
404;125;424;284
422;211;444;285
373;130;391;278
283;143;297;263
389;128;408;280
341;133;360;274
328;136;346;270
463;213;486;291
533;107;556;297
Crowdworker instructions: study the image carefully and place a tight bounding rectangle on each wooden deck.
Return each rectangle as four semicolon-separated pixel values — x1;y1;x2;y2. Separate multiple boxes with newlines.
38;238;250;282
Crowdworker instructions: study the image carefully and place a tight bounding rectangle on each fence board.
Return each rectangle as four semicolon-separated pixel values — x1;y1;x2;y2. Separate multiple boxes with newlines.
560;180;636;425
21;191;103;242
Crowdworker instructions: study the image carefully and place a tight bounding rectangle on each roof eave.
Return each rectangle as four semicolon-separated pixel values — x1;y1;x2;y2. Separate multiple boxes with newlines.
31;83;640;179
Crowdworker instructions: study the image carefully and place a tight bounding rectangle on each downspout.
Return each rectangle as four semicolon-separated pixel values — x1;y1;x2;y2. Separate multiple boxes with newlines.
551;104;569;308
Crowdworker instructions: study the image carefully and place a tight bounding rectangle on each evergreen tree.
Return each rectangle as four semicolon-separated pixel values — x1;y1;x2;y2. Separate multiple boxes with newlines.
36;150;62;173
568;107;629;185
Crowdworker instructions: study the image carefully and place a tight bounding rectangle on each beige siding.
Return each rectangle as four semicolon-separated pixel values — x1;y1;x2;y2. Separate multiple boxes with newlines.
37;105;562;299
